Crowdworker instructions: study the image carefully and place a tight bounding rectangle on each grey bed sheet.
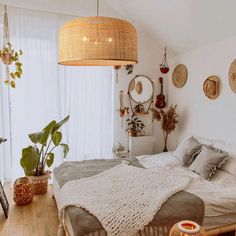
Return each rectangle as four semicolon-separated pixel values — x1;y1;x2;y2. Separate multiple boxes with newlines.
54;158;205;236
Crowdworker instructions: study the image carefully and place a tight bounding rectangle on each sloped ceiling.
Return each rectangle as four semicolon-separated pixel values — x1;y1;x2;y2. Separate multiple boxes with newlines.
3;0;236;55
105;0;236;55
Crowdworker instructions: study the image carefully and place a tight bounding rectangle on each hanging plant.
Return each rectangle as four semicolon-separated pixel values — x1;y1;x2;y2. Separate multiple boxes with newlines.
160;47;169;74
125;64;134;75
0;42;23;88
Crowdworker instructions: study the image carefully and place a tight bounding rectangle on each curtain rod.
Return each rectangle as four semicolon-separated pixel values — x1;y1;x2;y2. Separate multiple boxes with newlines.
0;3;81;18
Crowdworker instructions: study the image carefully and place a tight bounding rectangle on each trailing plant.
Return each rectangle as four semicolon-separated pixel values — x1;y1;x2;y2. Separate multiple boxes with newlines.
0;42;23;88
126;114;145;136
151;105;178;151
20;115;69;176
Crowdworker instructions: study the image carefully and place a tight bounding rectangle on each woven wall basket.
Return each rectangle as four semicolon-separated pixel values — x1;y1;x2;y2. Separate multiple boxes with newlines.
229;59;236;93
13;177;33;205
172;64;188;88
30;171;50;195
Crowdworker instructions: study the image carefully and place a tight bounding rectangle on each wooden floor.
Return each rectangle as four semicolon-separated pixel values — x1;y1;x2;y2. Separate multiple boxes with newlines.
0;183;59;236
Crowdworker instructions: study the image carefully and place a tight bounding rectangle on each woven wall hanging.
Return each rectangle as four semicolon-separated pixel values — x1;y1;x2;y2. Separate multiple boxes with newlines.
229;59;236;93
172;64;188;88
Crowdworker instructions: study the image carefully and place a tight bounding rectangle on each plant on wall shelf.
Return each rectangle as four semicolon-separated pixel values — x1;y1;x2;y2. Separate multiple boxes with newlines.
126;114;145;137
151;105;178;152
0;42;23;88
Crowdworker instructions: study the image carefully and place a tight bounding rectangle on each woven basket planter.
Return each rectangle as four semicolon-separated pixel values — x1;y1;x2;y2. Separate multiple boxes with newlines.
30;171;51;195
13;177;33;205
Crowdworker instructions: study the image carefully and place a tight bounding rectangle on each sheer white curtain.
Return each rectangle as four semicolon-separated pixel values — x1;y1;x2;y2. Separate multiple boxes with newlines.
0;6;113;181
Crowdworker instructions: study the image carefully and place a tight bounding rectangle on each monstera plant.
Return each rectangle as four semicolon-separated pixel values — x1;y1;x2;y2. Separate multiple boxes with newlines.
20;115;69;177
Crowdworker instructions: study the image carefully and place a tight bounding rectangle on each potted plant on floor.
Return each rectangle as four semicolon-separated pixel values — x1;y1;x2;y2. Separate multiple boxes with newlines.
20;115;69;194
126;114;145;137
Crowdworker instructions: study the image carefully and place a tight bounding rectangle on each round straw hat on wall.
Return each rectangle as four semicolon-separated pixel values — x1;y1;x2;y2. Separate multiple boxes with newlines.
229;59;236;93
172;64;188;88
58;16;137;66
203;75;220;99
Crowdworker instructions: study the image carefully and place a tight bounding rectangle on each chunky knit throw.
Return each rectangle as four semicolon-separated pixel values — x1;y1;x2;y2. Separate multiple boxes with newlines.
58;164;191;236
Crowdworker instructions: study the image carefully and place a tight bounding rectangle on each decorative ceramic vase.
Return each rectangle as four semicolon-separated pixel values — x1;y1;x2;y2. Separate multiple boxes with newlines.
163;146;168;152
13;177;33;205
30;171;51;195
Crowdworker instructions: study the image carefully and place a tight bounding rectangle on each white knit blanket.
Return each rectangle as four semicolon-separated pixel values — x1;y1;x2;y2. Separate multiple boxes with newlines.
58;164;191;236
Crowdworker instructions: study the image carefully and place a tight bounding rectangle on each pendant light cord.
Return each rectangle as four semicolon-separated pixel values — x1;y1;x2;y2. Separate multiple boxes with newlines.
97;0;99;16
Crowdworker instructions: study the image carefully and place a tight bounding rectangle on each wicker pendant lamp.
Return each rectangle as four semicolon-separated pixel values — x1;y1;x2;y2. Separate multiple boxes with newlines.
58;0;137;66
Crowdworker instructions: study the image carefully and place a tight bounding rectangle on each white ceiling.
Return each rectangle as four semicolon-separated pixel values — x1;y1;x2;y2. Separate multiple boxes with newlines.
2;0;236;55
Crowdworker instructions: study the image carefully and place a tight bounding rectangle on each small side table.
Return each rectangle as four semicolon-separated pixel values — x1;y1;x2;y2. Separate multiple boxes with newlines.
169;224;206;236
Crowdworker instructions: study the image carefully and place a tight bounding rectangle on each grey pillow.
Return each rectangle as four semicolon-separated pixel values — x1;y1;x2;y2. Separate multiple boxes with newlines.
189;146;229;180
173;137;202;166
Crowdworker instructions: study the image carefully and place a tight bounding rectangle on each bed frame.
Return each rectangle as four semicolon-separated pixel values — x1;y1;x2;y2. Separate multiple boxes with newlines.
206;224;236;236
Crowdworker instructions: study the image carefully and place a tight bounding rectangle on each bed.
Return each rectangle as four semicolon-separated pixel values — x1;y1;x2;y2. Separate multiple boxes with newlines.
53;137;236;236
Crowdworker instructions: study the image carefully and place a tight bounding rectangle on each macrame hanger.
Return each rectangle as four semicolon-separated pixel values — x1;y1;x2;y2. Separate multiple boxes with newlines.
2;5;13;164
3;5;10;47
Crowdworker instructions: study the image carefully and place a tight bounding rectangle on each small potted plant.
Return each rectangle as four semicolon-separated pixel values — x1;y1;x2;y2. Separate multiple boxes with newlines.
126;114;145;137
0;42;23;88
112;143;125;158
151;105;178;152
20;115;69;194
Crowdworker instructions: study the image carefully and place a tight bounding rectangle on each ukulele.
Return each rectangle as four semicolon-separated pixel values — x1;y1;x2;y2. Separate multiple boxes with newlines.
155;77;166;109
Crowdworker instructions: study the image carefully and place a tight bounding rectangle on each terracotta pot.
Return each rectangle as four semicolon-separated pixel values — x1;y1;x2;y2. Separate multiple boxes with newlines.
1;52;13;65
127;129;137;137
30;171;50;195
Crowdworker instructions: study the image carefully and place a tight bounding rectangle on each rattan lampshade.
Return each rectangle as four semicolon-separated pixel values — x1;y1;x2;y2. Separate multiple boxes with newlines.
58;16;138;66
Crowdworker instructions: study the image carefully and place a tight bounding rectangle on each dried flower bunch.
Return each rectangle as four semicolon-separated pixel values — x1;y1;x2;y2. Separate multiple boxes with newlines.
0;42;23;88
151;105;178;151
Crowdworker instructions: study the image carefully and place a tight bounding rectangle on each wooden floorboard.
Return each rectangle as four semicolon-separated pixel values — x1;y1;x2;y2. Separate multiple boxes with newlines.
0;183;59;236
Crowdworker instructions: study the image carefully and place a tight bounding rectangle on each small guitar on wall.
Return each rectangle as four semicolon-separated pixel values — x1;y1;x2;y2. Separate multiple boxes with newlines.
155;77;166;109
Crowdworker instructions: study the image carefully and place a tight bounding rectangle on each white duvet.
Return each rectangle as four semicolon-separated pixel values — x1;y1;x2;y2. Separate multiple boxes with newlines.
137;152;236;218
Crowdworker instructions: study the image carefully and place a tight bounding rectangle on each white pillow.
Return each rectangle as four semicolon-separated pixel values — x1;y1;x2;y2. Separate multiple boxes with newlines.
173;137;202;166
213;143;236;177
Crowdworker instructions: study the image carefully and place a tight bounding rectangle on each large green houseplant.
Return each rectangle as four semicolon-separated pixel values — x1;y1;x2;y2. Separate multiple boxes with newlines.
20;115;69;194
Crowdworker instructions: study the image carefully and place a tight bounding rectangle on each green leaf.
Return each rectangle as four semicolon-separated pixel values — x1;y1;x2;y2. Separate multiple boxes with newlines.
10;72;15;79
10;81;15;88
15;72;21;78
20;146;40;176
60;143;69;158
28;132;44;144
19;49;23;55
52;131;62;146
4;80;10;85
52;115;69;133
41;120;57;145
46;153;54;167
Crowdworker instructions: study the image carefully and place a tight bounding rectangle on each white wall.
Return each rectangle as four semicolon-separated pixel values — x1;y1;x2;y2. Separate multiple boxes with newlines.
113;26;167;154
168;36;236;150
